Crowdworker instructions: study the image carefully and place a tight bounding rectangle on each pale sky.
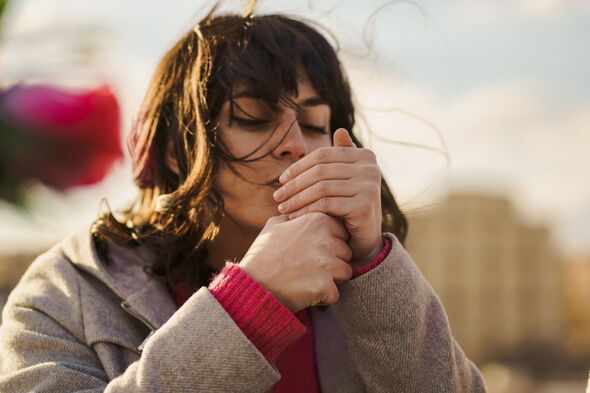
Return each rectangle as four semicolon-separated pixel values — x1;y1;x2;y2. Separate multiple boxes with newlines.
0;0;588;256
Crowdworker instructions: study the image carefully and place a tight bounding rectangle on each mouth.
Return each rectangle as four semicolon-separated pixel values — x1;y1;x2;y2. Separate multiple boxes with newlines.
263;174;282;188
266;175;282;187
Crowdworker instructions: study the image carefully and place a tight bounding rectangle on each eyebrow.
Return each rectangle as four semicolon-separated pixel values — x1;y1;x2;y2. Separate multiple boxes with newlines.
231;91;328;107
299;96;328;107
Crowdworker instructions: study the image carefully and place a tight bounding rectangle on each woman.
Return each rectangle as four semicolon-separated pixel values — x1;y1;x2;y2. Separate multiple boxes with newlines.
0;7;486;393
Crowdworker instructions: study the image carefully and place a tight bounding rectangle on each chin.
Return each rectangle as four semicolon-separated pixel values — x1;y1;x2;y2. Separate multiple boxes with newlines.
233;204;280;231
221;186;283;230
259;199;282;223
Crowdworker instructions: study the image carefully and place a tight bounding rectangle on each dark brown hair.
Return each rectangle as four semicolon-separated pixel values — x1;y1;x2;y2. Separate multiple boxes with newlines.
92;10;408;289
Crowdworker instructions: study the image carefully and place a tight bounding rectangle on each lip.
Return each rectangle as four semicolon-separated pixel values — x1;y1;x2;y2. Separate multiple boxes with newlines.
268;177;282;187
262;174;282;187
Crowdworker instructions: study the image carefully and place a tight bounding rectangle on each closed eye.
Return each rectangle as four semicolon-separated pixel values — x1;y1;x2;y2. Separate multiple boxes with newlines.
301;123;328;134
233;116;327;134
230;116;269;128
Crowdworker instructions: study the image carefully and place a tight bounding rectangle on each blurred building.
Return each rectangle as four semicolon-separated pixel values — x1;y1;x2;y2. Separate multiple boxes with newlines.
561;256;590;359
405;193;563;364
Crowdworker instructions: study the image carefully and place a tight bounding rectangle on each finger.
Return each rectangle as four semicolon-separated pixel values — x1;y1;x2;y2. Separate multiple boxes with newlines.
279;146;371;184
316;279;340;306
320;214;350;242
285;212;349;241
273;162;353;202
330;259;353;284
277;180;358;214
287;196;355;221
332;238;353;262
333;128;357;148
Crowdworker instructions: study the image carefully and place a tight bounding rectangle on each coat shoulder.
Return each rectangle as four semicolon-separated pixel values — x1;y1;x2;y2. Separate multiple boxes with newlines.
2;240;86;342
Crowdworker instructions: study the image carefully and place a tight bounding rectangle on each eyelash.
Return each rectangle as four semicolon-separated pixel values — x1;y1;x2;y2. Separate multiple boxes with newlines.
231;117;268;128
231;116;328;134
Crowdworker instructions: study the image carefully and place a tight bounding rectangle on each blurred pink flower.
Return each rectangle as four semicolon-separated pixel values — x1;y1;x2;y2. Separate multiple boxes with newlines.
0;84;123;197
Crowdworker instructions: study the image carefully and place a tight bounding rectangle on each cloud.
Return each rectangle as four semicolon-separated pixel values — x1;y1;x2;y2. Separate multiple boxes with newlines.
439;82;590;211
435;82;590;255
516;0;590;17
457;0;590;24
347;62;590;253
1;0;587;255
345;63;451;210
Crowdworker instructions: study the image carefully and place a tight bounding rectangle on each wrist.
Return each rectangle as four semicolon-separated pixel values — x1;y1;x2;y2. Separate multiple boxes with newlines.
350;236;384;268
239;258;297;312
239;258;266;293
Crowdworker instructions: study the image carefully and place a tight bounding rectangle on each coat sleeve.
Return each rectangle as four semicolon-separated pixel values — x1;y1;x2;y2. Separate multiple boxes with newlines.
0;251;280;393
331;233;487;393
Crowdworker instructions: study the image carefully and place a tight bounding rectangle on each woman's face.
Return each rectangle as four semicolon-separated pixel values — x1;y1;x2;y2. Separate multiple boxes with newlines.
214;78;332;231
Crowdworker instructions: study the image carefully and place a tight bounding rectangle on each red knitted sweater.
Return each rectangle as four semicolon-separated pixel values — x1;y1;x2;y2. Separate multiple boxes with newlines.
170;236;392;392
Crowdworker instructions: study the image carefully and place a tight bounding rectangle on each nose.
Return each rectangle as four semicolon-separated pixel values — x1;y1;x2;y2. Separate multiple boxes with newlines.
273;115;308;161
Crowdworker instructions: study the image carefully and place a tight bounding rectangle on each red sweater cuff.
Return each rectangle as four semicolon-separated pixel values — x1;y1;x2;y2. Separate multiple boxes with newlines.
351;236;392;279
208;263;306;363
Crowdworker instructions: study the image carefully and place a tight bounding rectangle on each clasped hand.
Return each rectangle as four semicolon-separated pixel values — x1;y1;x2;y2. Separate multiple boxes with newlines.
273;128;383;267
239;129;384;311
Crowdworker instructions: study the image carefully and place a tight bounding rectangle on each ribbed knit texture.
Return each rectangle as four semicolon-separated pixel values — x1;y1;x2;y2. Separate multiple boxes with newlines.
168;235;393;393
0;229;487;393
207;263;306;364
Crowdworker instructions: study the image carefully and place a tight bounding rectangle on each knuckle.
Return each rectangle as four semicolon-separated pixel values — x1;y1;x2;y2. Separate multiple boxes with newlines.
311;279;324;299
318;239;331;251
316;181;328;197
283;179;294;195
326;285;340;304
371;165;381;180
371;185;381;199
314;164;326;178
303;203;312;214
319;197;330;210
309;211;327;222
343;245;353;261
367;191;378;204
315;148;327;161
362;163;381;181
339;262;353;280
313;246;329;262
363;148;377;162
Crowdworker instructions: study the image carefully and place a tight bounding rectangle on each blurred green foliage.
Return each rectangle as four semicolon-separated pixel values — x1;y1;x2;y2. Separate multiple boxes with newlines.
0;0;7;22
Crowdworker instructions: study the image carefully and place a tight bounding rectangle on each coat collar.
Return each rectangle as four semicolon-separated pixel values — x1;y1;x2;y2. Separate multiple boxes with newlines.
60;228;177;330
60;227;365;392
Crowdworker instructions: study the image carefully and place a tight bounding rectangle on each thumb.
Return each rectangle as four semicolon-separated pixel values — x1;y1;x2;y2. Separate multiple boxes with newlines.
333;128;357;148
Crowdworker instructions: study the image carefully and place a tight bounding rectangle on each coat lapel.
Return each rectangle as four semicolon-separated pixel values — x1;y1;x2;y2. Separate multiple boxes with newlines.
309;306;365;393
61;230;177;340
63;229;367;390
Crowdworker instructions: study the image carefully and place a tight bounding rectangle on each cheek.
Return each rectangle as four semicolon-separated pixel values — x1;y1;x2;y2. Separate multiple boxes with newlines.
214;162;236;190
214;161;279;225
219;132;261;158
214;159;273;198
214;163;254;209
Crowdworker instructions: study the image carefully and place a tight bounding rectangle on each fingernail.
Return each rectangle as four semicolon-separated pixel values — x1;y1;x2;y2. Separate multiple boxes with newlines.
279;172;288;183
278;203;286;212
273;188;284;201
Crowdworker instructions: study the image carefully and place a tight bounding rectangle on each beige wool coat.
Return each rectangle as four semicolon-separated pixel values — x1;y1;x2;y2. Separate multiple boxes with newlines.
0;230;486;392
